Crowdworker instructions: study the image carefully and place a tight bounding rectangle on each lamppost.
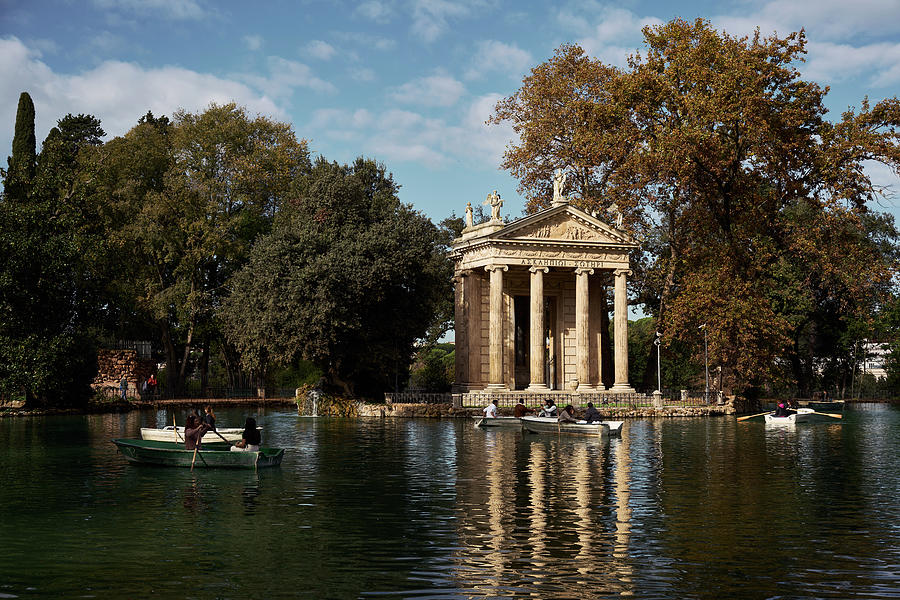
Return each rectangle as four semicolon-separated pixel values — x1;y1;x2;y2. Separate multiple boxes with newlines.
654;331;662;394
699;323;708;403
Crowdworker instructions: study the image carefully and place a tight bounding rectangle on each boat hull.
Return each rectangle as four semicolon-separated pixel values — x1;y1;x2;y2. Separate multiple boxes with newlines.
474;417;522;428
140;427;247;444
112;439;284;468
765;408;814;425
521;417;622;437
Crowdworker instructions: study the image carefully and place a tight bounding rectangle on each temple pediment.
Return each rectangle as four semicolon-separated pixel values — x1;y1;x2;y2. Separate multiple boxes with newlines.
493;205;635;247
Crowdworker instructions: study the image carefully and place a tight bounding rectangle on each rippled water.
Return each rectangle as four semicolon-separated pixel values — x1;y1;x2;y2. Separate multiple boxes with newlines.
0;404;898;599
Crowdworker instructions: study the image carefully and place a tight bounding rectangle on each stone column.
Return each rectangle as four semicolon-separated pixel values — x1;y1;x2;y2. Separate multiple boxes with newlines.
611;268;635;392
452;271;468;392
527;266;550;391
575;267;595;391
485;264;508;390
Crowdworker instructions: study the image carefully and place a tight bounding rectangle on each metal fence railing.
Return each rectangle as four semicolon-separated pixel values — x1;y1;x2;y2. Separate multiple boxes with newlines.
94;385;298;401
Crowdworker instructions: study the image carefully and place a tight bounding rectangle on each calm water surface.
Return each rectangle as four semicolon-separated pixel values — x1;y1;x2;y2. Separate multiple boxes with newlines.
0;404;898;599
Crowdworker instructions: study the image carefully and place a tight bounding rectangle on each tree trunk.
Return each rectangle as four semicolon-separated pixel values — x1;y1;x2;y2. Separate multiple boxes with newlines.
160;320;178;398
200;337;209;396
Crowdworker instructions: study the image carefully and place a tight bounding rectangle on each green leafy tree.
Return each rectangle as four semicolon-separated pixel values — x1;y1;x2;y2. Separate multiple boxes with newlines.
220;157;452;397
0;109;105;406
2;92;36;201
91;104;310;395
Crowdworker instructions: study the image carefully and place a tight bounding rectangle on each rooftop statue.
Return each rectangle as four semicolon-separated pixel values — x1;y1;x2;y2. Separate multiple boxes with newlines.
483;190;503;222
552;169;568;206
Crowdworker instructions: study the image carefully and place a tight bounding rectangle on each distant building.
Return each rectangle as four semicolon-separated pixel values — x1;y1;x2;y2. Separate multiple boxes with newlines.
862;341;890;380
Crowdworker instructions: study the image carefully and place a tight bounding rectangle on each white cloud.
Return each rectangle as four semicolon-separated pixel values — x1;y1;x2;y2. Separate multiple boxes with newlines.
305;40;337;61
0;36;283;156
464;40;532;80
803;41;900;88
389;72;465;107
333;31;396;52
243;35;263;51
714;0;900;42
238;56;337;97
89;31;125;53
557;5;661;67
355;0;394;24
410;0;473;42
349;67;376;82
91;0;208;20
306;93;514;169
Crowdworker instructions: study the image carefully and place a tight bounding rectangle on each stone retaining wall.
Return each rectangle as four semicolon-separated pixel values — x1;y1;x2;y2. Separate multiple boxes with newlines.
92;349;156;397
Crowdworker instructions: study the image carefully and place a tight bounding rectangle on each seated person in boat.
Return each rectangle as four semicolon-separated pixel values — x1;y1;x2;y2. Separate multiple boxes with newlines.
482;399;499;419
538;399;558;418
202;405;217;430
773;401;794;417
184;415;210;450
513;399;532;418
231;417;261;452
558;404;577;423
584;402;601;424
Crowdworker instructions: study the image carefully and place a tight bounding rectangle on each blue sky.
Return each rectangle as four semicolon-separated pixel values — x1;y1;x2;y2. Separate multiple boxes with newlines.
1;0;899;224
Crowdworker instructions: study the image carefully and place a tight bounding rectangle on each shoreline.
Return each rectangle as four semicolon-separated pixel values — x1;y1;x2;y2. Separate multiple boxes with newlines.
2;396;897;419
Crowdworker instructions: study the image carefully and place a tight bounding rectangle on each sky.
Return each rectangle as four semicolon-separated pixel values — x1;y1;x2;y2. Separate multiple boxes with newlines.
1;0;899;225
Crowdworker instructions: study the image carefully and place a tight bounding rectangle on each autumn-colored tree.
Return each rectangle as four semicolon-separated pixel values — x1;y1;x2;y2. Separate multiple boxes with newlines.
492;19;900;394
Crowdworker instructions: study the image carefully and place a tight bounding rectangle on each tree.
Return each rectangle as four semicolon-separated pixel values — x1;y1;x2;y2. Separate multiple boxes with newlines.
91;104;311;396
220;157;452;398
492;19;900;394
3;92;36;201
0;109;105;406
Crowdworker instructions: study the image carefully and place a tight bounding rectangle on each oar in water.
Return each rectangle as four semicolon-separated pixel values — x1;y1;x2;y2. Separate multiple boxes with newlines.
811;411;843;419
737;411;771;422
173;416;184;443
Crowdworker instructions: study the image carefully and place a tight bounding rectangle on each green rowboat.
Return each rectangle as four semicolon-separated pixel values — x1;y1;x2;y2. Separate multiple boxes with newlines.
111;438;284;469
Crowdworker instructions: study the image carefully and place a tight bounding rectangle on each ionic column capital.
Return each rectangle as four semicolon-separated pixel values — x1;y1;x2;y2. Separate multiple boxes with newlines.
484;264;509;273
529;265;549;274
575;267;595;276
614;268;633;278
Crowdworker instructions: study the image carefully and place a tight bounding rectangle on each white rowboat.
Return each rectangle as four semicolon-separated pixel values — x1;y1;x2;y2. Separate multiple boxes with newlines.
140;426;255;444
474;417;523;428
521;416;624;437
764;408;814;425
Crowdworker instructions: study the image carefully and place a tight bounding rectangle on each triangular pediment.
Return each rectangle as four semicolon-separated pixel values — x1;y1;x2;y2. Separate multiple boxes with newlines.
494;205;635;246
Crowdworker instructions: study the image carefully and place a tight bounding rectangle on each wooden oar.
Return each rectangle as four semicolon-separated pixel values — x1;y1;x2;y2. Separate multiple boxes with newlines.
173;416;184;443
737;411;771;422
811;411;843;419
475;418;484;428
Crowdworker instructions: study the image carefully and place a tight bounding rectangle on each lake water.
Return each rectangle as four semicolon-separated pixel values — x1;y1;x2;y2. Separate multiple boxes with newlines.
0;404;898;599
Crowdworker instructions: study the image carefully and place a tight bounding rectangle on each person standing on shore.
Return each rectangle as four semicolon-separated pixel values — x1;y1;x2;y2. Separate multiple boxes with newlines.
119;376;127;401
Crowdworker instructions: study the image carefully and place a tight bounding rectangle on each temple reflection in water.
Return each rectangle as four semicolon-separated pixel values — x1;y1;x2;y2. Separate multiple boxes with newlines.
451;425;634;596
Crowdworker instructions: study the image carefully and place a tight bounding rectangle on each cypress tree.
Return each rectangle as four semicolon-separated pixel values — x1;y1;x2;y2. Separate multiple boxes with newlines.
4;91;36;200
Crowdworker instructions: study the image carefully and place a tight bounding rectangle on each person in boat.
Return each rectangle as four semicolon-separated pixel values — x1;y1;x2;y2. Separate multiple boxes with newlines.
231;417;261;452
558;404;577;423
513;399;532;418
584;402;601;424
183;414;210;450
773;401;794;417
538;399;558;418
483;399;499;419
201;405;217;430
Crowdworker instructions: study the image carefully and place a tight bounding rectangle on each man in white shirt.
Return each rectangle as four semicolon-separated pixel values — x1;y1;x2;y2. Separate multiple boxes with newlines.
483;399;498;418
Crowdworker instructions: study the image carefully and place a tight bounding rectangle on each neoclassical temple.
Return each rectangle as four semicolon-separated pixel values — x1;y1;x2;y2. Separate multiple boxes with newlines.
450;181;637;394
